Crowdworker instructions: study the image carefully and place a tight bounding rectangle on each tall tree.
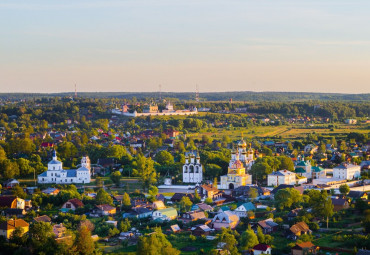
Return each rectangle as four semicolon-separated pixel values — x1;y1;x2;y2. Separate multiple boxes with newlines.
217;228;240;255
339;184;350;196
136;156;157;192
137;228;180;255
110;171;122;187
75;225;95;255
95;188;113;205
239;225;258;252
29;222;58;254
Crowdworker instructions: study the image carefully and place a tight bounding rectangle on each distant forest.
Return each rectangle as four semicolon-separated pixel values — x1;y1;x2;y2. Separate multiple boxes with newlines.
0;91;369;102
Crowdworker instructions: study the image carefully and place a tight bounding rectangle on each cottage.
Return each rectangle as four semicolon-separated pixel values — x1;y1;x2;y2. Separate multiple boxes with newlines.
0;219;29;239
348;191;368;200
152;207;178;221
3;179;19;188
253;244;272;255
197;184;223;200
123;207;153;219
0;196;25;209
171;193;194;203
191;224;213;236
61;198;84;212
287;208;302;221
42;187;60;196
170;224;181;233
152;200;166;210
331;198;349;211
289;222;312;239
34;215;52;223
212;211;239;230
179;210;207;223
196;203;213;212
234;202;256;217
53;223;67;238
93;204;117;216
257;218;279;234
291;242;318;255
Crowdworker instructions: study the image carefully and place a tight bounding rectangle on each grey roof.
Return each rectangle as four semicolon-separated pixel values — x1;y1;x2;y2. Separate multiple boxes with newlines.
357;249;370;255
67;170;77;177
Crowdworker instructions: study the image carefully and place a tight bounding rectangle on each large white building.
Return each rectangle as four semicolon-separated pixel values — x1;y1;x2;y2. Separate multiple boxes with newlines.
333;163;361;180
38;151;91;184
267;170;296;186
183;152;203;183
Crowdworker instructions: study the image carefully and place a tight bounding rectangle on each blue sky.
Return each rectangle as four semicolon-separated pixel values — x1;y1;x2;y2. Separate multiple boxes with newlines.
1;0;370;93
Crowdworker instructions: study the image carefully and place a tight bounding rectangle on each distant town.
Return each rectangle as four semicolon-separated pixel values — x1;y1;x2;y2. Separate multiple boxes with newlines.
0;94;369;254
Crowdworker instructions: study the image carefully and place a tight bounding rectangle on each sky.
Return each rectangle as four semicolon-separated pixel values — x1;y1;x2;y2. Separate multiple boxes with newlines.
1;0;370;93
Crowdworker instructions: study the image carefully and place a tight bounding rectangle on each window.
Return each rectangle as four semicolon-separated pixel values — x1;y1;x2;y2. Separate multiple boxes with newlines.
66;203;71;208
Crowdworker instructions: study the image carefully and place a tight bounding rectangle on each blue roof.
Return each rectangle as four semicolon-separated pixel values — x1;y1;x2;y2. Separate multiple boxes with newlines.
67;170;77;177
38;171;47;177
77;166;90;171
240;202;256;211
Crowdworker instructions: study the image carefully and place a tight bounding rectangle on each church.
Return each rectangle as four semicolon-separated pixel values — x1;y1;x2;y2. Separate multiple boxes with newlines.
220;140;253;189
38;151;91;184
182;152;203;183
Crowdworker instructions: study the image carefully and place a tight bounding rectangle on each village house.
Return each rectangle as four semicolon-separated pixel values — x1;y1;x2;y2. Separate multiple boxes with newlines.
196;203;213;212
122;207;153;219
252;244;272;255
191;224;213;236
291;242;318;255
257;218;279;234
92;204;117;216
211;211;239;230
348;191;368;200
0;219;29;239
2;179;20;188
42;187;60;196
34;215;52;223
179;210;207;223
152;207;178;221
289;222;312;240
53;223;67;238
0;196;25;209
331;198;350;211
61;198;84;212
152;200;166;210
171;193;194;203
234;202;256;217
197;184;223;200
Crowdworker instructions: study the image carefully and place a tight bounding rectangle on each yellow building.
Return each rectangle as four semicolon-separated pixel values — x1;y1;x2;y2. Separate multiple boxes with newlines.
220;147;252;189
0;219;29;239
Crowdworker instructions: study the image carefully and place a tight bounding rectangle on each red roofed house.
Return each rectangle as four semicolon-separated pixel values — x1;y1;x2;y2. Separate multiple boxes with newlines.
253;244;272;255
291;242;318;255
61;198;84;212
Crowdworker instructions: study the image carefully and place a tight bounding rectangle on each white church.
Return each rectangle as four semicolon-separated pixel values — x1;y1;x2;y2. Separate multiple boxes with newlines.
182;152;203;183
38;151;91;184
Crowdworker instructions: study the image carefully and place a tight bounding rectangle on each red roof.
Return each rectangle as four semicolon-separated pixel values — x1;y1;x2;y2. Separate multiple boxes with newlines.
66;198;84;208
253;244;271;251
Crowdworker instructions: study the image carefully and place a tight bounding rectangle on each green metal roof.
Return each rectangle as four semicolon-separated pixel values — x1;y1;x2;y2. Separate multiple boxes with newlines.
295;167;306;173
158;207;178;217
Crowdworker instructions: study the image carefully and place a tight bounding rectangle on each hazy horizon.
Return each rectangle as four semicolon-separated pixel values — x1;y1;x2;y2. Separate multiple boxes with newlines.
1;1;370;93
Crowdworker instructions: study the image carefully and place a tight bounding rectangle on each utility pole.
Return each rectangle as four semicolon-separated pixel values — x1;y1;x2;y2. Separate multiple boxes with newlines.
159;84;162;101
195;84;199;102
74;84;77;98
